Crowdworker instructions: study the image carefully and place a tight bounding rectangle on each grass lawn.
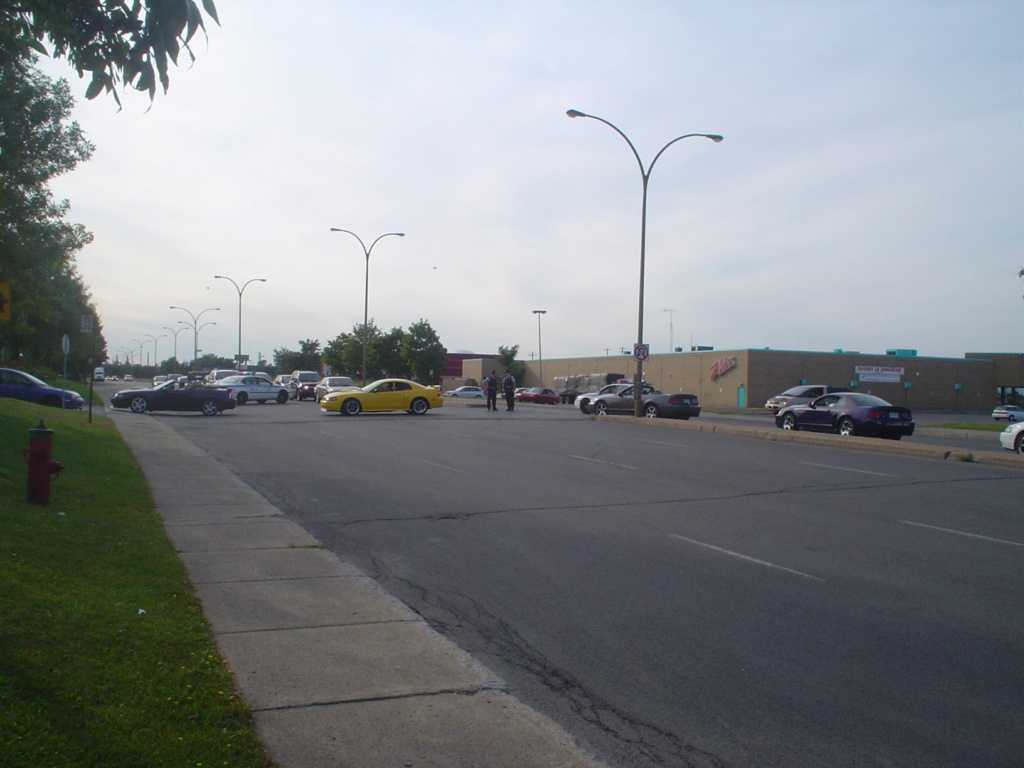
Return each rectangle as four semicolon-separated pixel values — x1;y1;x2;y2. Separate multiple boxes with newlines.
0;400;273;768
930;422;1006;432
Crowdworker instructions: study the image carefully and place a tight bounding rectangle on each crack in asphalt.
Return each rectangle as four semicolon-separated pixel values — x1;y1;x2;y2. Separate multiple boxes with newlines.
333;473;1023;528
368;553;727;768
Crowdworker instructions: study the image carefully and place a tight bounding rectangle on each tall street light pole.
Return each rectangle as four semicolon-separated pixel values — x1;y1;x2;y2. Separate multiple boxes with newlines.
532;309;547;385
664;308;675;353
213;275;266;368
567;109;722;417
170;306;220;368
145;333;166;372
329;228;405;385
163;326;186;368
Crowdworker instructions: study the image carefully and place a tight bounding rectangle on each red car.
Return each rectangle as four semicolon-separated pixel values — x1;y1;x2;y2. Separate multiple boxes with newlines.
515;387;561;405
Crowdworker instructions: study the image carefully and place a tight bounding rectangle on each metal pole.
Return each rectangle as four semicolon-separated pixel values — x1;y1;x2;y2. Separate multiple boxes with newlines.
567;109;722;416
533;309;546;385
329;229;405;385
214;276;266;367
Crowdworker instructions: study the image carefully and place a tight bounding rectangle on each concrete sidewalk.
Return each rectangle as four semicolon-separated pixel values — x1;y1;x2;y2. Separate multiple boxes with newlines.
107;408;608;768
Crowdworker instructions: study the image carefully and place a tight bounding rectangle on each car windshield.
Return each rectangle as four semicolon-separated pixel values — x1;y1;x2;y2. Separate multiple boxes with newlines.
325;378;349;386
220;376;246;384
527;388;544;393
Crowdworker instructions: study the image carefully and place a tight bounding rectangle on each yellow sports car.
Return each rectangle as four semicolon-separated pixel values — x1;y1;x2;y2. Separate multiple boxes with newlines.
319;378;444;416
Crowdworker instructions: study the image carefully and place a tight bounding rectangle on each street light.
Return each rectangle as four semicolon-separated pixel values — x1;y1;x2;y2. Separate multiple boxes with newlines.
329;228;405;385
131;338;148;375
145;333;166;372
170;306;220;368
213;275;266;368
567;108;722;417
532;309;547;385
163;326;186;368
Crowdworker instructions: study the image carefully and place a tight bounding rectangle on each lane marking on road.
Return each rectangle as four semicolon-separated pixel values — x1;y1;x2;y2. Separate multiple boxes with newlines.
569;455;638;470
799;462;896;477
668;533;825;582
899;520;1024;547
415;459;466;473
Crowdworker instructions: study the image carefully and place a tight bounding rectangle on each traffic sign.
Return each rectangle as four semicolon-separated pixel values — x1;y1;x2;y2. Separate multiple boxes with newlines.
633;343;650;362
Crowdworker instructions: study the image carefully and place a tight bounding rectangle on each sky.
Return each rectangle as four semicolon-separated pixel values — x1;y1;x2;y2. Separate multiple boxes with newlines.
41;0;1024;368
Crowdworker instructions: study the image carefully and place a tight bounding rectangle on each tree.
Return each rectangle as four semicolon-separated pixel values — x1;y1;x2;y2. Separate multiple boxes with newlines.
0;61;101;373
273;339;321;373
1;0;220;106
496;344;525;385
402;319;447;384
375;326;406;379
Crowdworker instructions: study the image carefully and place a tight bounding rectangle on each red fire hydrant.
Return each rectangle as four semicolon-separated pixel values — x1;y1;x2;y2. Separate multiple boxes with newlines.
25;420;63;505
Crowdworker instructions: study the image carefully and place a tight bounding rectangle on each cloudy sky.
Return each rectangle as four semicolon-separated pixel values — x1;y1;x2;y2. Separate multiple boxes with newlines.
42;0;1023;368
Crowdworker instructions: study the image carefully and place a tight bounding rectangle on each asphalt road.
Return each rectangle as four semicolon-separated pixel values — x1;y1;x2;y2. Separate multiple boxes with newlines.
122;396;1023;768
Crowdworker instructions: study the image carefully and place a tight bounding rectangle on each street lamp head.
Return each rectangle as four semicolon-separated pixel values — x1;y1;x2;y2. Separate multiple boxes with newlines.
532;309;547;315
566;109;587;118
707;134;724;143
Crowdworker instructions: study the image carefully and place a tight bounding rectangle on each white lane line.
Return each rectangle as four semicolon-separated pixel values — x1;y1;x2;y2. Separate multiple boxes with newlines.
569;455;638;470
899;520;1024;547
640;440;695;448
415;459;466;473
668;533;825;582
799;462;896;477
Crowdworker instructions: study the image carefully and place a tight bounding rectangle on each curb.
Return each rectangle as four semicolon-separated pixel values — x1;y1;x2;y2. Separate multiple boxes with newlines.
594;415;1024;470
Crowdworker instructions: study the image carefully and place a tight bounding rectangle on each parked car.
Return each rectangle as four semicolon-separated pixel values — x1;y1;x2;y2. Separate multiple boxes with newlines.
315;376;358;402
152;375;168;386
213;375;290;405
124;374;134;382
765;385;850;414
577;382;654;414
205;369;242;384
992;404;1024;422
444;386;484;398
320;378;444;416
590;385;701;419
998;421;1024;454
0;367;85;409
776;392;914;439
109;379;236;416
289;370;322;400
273;374;292;388
515;387;561;404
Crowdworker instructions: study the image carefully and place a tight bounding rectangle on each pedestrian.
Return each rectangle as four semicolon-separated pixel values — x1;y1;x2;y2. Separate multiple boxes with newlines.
502;370;516;411
483;370;498;411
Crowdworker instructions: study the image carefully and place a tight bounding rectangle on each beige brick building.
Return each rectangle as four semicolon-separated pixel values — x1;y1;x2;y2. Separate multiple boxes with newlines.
458;350;1023;412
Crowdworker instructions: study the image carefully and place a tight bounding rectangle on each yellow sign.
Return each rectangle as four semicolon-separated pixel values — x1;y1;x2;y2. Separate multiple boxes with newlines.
0;283;9;322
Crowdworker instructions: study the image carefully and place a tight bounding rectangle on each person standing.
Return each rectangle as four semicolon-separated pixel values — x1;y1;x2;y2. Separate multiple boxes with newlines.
502;370;516;411
483;370;498;411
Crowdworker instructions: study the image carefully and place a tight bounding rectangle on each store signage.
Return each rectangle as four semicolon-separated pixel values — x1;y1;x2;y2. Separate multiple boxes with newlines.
856;365;904;383
710;356;737;381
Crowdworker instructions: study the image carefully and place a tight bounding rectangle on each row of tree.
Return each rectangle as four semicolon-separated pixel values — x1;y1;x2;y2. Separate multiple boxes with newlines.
1;2;221;377
274;320;449;384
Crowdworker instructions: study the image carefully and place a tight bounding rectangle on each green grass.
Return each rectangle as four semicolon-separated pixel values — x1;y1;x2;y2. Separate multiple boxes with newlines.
0;400;273;768
930;422;1006;432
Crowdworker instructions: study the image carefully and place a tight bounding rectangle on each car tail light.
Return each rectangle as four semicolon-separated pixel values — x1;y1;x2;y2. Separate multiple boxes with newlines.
866;408;884;419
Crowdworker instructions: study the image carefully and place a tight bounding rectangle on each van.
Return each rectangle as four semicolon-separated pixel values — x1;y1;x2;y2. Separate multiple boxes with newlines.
93;367;105;382
205;369;241;384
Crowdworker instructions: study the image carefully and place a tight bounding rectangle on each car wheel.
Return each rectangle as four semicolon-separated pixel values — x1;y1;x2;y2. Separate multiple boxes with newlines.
578;399;589;413
236;392;248;405
643;403;659;418
200;399;219;416
129;396;149;414
838;418;856;436
781;413;797;431
1010;414;1018;422
342;398;361;416
1016;434;1024;455
410;397;429;415
277;391;289;404
594;401;609;416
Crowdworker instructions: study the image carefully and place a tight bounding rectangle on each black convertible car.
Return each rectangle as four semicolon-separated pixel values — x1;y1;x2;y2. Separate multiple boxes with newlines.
110;380;236;415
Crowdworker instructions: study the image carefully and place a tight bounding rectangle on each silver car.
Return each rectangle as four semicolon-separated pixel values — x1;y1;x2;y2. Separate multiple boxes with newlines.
765;385;850;413
992;404;1024;422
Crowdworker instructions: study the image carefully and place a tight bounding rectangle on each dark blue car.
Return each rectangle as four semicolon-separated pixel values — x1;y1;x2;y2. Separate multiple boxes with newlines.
0;367;85;409
776;392;914;439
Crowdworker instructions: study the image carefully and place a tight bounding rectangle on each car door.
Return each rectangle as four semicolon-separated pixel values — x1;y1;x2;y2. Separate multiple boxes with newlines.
361;381;400;412
608;386;636;414
800;394;842;431
0;369;33;403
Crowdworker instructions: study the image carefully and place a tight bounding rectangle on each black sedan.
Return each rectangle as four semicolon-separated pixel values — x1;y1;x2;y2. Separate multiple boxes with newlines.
591;385;701;419
775;392;914;439
110;380;236;416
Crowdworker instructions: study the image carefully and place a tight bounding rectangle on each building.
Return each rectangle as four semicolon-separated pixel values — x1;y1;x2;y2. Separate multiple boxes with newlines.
456;349;1023;411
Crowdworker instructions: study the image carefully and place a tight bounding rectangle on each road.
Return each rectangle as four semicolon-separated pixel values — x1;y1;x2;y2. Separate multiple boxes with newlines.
124;396;1024;768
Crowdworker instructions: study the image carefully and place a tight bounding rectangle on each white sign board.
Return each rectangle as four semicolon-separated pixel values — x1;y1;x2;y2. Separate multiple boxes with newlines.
856;365;903;383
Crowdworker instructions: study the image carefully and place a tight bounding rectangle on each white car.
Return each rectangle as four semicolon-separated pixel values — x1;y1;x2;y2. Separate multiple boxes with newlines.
999;421;1024;454
444;386;484;398
214;375;290;405
315;376;358;402
992;404;1024;422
